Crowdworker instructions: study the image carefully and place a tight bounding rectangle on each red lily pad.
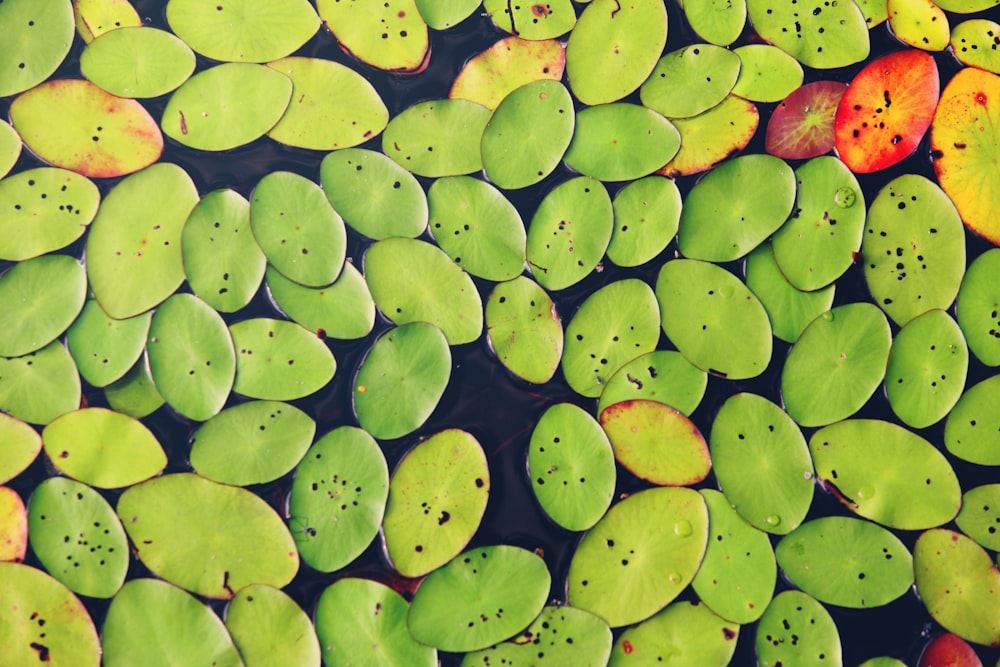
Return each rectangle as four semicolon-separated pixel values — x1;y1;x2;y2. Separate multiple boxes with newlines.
834;49;939;174
918;633;983;667
766;81;848;160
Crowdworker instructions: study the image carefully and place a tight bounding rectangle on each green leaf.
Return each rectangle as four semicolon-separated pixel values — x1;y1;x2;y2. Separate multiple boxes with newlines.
886;0;949;52
951;19;1000;74
416;0;481;29
606;176;681;268
682;0;746;45
0;119;21;179
382;99;491;177
80;26;195;98
596;350;707;417
640;44;741;118
266;262;375;341
660;95;759;177
955;484;1000;552
225;584;320;667
0;0;75;97
74;0;142;43
484;276;564;384
482;0;577;39
746;0;869;69
0;413;41;484
0;254;86;358
450;36;566;111
315;0;429;72
745;243;836;344
103;359;164;419
956;248;1000;367
755;590;842;667
731;44;803;102
609;600;740;666
67;299;151;388
230;318;336;401
0;341;82;425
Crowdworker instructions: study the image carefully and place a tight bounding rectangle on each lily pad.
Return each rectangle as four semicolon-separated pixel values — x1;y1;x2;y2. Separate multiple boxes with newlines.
955;484;1000;552
0;413;41;484
42;407;166;489
484;276;564;384
745;243;836;343
659;95;759;177
266;262;375;341
10;79;162;178
528;403;616;531
382;99;492;177
0;486;26;562
640;44;742;119
365;237;483;344
0;341;82;425
682;0;747;45
781;303;892;427
567;486;709;627
225;584;320;667
450;36;566;110
103;360;164;419
0;254;86;358
918;633;984;667
0;167;100;261
383;429;490;577
67;299;150;388
951;19;1000;74
810;419;962;530
147;293;236;422
0;119;20;179
287;427;389;573
563;104;681;182
746;0;869;69
765;81;848;160
416;0;481;30
190;401;315;486
117;473;299;599
945;374;1000;466
0;0;75;98
315;0;429;72
483;0;577;39
731;44;803;102
609;600;739;666
27;476;129;598
755;590;842;667
596;350;707;417
933;0;1000;10
230;318;336;401
886;0;949;52
353;322;451;440
80;26;196;98
74;0;142;43
407;545;550;652
606;176;681;268
655;259;773;380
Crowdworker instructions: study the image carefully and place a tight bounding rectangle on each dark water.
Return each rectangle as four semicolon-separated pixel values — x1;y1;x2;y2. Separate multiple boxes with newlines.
4;0;1000;665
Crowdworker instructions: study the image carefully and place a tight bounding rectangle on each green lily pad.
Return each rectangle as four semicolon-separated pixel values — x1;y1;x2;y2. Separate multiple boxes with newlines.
526;177;613;291
0;0;74;98
85;162;199;320
776;516;913;609
862;174;965;327
0;413;41;484
640;44;741;119
383;429;490;577
450;36;566;110
567;486;709;627
887;0;949;51
162;63;292;151
781;303;892;427
407;545;550;652
710;392;814;535
382;99;491;177
810;419;962;530
364;237;483;345
319;147;428;240
565;0;668;105
756;590;842;667
528;403;616;531
225;584;320;667
683;0;747;45
166;0;319;62
80;26;195;98
483;0;577;39
315;578;436;667
182;188;264;314
353;322;451;440
27;476;128;598
656;259;773;380
250;170;346;288
0;563;99;666
860;659;907;667
287;427;389;573
103;359;164;419
745;243;836;343
0;341;81;425
10;79;162;178
190;401;315;486
945;375;1000;466
933;0;1000;10
67;299;150;388
481;79;575;189
692;489;776;624
660;95;759;177
771;156;866;292
731;44;803;102
147;293;236;422
74;0;142;43
677;153;795;262
562;278;660;398
609;600;739;666
0;486;26;562
951;19;1000;74
117;473;298;598
563;104;680;182
746;0;869;69
765;81;848;160
855;0;889;25
606;176;681;268
230;318;336;401
955;484;1000;552
0;254;86;358
42;407;166;488
0;167;100;261
885;309;969;429
416;0;480;29
266;262;375;341
596;350;706;417
0;119;20;179
315;0;429;72
266;56;389;150
462;605;612;667
102;578;243;667
914;529;1000;647
428;176;527;280
484;276;563;384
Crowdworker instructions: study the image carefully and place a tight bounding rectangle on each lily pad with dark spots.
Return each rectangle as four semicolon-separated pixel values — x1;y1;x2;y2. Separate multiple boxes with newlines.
951;19;1000;74
67;300;149;389
755;590;842;667
640;44;742;119
596;350;707;417
682;0;746;45
745;243;836;344
266;262;375;341
484;276;563;384
225;584;320;667
955;484;1000;552
382;99;491;177
945;374;1000;466
886;0;949;52
609;600;739;666
747;0;869;69
74;0;142;43
765;81;848;160
957;248;1000;368
483;0;577;40
606;176;681;268
315;0;429;72
659;95;759;177
230;318;336;401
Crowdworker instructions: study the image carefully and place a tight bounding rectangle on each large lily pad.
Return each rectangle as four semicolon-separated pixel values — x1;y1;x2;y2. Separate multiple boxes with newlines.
756;590;842;667
230;318;336;401
945;375;1000;466
484;276;563;384
67;299;150;388
450;36;566;111
0;254;86;358
596;350;707;417
266;262;375;341
225;584;320;667
606;176;681;267
746;0;869;69
564;104;681;182
951;19;1000;74
0;341;81;425
886;0;949;52
315;0;430;72
609;600;739;666
956;248;1000;367
382;99;492;177
0;0;75;98
80;26;195;98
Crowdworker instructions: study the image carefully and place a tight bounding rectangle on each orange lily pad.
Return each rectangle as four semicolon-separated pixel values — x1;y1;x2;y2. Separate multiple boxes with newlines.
834;49;939;174
918;633;983;667
766;81;848;160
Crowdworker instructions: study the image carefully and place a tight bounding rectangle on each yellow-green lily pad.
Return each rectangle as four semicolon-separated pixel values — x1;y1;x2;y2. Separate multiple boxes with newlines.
0;167;98;261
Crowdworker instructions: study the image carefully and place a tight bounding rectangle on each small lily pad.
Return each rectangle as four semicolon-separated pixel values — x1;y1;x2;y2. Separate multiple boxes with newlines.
0;0;75;98
190;401;315;486
450;36;566;110
225;584;320;667
955;484;1000;552
810;419;962;530
918;634;984;667
606;176;681;268
382;99;492;177
415;0;480;29
567;486;709;627
0;120;20;179
315;0;429;72
27;476;129;598
683;0;747;45
765;81;848;160
287;427;389;573
0;486;26;562
74;0;142;43
0;254;86;358
745;243;836;344
887;0;949;52
353;322;452;440
659;95;759;177
230;318;336;401
383;429;490;577
609;600;739;666
0;413;41;484
407;545;550;652
67;299;151;388
266;262;375;341
951;19;1000;74
485;276;564;384
81;26;195;98
42;407;166;489
945;375;1000;466
781;303;891;427
103;360;164;419
731;44;803;102
0;341;81;425
755;590;842;667
483;0;577;40
528;403;616;531
746;0;869;69
596;350;707;417
640;44;742;118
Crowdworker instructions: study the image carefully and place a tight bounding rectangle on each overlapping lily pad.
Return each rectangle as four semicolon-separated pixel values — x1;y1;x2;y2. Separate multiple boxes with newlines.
957;248;1000;367
103;360;164;419
640;44;741;119
0;254;86;358
755;590;842;667
74;0;142;43
765;81;848;160
886;0;949;51
609;600;739;666
606;176;681;267
315;0;429;72
80;26;195;98
484;276;563;384
596;350;707;417
564;104;680;182
0;120;20;179
731;44;804;102
382;99;492;177
659;95;759;177
0;487;26;563
682;0;746;45
67;299;150;388
230;318;336;401
225;584;320;667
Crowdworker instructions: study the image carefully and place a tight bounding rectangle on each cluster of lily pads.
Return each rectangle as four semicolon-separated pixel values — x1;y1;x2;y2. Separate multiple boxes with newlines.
2;0;1000;665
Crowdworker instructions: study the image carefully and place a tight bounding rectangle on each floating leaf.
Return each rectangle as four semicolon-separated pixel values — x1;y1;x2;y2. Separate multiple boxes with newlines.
103;359;164;419
609;600;739;666
0;413;41;484
0;254;86;358
682;0;746;46
225;584;320;667
918;633;984;667
382;99;491;177
945;375;1000;466
659;95;759;177
765;81;848;160
855;0;889;26
484;276;563;384
933;0;1000;10
606;176;681;268
266;263;375;341
230;318;336;401
0;119;20;179
483;0;577;40
755;590;842;667
746;0;869;69
596;350;707;417
0;0;74;97
315;0;429;72
745;243;836;344
951;19;1000;74
955;484;1000;552
0;341;81;425
731;44;803;102
564;104;680;182
886;0;949;52
80;26;195;98
640;44;742;119
74;0;141;43
383;429;489;577
67;299;150;388
415;0;481;30
0;486;27;562
450;36;566;111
